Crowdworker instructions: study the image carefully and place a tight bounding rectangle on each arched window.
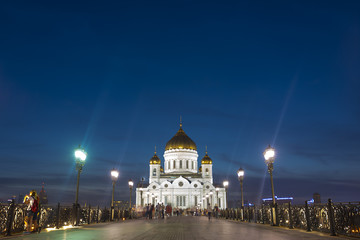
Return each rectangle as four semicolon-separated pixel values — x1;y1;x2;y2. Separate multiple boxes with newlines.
168;161;170;170
180;160;183;168
205;168;209;175
173;161;175;169
186;160;189;169
153;168;156;176
192;161;194;169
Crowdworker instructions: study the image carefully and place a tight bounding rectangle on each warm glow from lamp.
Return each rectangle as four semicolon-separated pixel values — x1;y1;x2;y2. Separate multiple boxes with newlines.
128;179;134;187
111;169;119;179
237;168;244;179
264;145;275;161
75;149;87;161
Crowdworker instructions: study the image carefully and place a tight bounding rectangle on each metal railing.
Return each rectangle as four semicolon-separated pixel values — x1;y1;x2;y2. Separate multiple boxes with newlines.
0;200;135;237
218;199;360;237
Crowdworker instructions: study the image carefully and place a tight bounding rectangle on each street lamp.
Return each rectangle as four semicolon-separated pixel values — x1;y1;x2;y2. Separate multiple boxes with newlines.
223;180;229;209
110;169;119;221
264;145;278;226
74;145;87;225
128;179;134;218
74;146;87;205
215;188;219;207
237;168;244;221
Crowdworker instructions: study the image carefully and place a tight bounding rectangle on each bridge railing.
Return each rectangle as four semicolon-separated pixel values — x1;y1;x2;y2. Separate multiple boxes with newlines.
0;200;135;237
218;199;360;237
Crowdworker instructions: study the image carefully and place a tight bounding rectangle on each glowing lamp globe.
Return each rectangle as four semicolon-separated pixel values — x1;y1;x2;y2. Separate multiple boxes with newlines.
237;168;244;180
75;148;87;161
128;179;134;188
264;145;275;162
111;169;119;181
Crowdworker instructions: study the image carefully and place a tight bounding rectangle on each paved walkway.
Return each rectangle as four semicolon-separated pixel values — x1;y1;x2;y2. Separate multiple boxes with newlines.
5;216;349;240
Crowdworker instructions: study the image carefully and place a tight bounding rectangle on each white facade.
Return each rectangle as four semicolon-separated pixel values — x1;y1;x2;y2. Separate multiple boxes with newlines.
136;125;227;210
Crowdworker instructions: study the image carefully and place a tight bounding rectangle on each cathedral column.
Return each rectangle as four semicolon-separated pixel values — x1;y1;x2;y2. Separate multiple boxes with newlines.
160;188;163;203
188;189;191;208
171;188;174;214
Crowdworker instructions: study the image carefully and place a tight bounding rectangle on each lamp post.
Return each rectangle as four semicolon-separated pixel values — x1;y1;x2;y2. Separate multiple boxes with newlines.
223;180;229;209
74;145;87;225
74;146;87;205
237;168;244;221
216;188;219;207
264;145;278;226
128;179;134;218
110;169;119;221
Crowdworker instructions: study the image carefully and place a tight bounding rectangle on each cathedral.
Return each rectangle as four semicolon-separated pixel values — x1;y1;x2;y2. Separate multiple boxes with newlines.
135;122;227;209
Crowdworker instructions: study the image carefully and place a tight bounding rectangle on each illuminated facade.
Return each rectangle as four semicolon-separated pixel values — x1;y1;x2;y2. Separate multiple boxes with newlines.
135;122;227;209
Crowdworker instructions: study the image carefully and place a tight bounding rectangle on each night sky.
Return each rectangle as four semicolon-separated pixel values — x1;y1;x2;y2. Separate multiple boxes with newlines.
1;0;359;206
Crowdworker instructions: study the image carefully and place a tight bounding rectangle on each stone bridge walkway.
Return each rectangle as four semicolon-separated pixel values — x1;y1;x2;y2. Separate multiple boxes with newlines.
4;216;350;240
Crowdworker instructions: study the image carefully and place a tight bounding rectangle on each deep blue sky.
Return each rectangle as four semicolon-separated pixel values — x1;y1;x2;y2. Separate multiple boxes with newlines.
1;0;359;206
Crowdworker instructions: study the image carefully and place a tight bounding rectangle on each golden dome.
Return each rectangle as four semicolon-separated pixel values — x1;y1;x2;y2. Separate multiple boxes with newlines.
149;151;161;165
165;123;197;151
201;152;213;164
199;166;202;172
160;166;164;173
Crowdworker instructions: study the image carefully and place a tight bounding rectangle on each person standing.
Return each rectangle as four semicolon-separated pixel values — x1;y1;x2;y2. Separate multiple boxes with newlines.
32;192;40;232
207;203;212;221
149;204;153;219
24;191;38;234
215;205;219;218
161;203;165;219
145;204;150;219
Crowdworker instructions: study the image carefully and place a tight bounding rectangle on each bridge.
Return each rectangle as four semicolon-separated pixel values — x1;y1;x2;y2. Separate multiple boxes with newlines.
2;216;345;240
2;199;360;239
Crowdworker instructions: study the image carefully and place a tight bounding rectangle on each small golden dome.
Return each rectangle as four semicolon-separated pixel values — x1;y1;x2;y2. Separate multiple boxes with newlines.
165;123;197;151
199;166;202;172
149;150;161;165
201;153;213;164
160;166;164;173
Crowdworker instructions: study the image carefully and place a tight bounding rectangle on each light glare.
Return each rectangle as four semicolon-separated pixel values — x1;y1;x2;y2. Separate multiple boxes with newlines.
111;170;119;178
264;149;275;161
237;169;244;177
75;150;87;161
128;180;134;186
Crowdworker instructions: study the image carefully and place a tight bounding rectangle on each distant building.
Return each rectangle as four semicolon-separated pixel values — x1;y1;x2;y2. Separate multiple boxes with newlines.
313;193;321;204
262;196;293;205
39;182;48;205
231;199;253;208
114;200;130;209
18;194;24;204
